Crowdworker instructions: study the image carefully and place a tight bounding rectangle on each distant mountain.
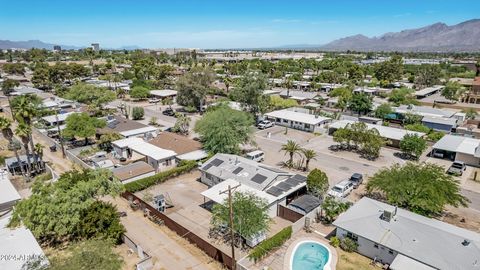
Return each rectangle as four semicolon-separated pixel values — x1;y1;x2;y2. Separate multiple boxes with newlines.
319;19;480;52
0;39;82;50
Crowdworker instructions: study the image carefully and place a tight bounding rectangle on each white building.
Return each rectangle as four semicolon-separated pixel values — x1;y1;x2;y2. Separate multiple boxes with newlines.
334;197;480;270
0;171;21;212
112;137;177;172
265;108;332;133
431;135;480;166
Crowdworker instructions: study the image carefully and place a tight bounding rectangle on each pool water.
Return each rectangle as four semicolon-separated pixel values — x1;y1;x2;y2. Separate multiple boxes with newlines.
291;242;330;270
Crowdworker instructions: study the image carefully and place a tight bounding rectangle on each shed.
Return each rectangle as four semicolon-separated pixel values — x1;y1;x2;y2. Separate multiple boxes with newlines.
287;194;322;215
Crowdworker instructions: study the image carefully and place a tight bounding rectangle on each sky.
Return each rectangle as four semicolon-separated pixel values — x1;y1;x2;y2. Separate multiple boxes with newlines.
0;0;479;49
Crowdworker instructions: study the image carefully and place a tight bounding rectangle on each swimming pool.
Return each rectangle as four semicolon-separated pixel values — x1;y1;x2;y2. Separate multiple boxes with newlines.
290;241;331;270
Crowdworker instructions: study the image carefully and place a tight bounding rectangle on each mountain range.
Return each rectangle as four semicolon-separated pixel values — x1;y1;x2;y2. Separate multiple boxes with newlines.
317;19;480;52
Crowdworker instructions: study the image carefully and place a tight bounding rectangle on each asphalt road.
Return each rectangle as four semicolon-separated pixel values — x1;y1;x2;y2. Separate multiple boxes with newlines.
462;189;480;212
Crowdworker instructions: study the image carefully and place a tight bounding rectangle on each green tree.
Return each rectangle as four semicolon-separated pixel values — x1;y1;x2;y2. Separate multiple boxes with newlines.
366;162;469;216
77;201;125;243
399;134;427;160
404;123;430;133
322;197;351;224
0;116;26;177
176;66;214;110
388;88;418;106
98;132;122;152
231;72;269;114
131;107;144;120
462;108;478;120
374;103;393;119
64;83;115;112
280;140;302;166
47;239;123;270
348;93;372;116
442;81;463;101
14;122;33;177
373;55;403;84
415;64;442;88
172;113;191;135
211;192;270;239
269;96;298;110
63;113;106;145
129;86;150;99
195;106;254;154
9;169;124;244
302;149;317;171
329;87;352;112
1;78;19;117
306;169;329;198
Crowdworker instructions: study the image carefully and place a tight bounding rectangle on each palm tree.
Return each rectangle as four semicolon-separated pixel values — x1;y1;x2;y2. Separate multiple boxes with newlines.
302;149;317;171
224;76;233;93
15;122;33;176
12;95;39;171
0;116;26;177
34;143;44;171
280;140;302;166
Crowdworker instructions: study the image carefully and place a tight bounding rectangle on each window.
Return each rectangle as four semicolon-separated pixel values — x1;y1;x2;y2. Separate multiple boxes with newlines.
346;232;358;242
305;124;310;129
165;159;171;166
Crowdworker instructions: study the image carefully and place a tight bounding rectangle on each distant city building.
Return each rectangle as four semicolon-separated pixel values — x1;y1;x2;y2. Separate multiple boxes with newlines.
91;43;100;51
52;45;61;52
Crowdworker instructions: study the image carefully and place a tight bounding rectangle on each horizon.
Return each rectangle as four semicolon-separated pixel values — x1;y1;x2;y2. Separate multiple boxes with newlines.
1;0;479;49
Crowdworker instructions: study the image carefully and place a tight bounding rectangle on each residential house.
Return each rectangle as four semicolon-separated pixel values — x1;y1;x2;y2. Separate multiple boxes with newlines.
461;77;480;104
112;137;177;172
98;115;159;139
431;134;480;166
333;197;480;270
40;111;78;127
149;89;178;101
414;85;444;99
279;90;320;104
111;161;155;184
0;216;49;270
148;132;207;161
199;153;307;218
0;172;21;212
265;107;332;133
421;116;458;132
5;155;44;176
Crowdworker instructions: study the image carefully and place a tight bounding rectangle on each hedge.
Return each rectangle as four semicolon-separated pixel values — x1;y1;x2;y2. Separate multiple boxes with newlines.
124;160;197;192
248;226;292;262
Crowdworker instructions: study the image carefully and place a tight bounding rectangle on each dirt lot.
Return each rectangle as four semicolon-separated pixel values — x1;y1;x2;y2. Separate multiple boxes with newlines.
336;248;377;270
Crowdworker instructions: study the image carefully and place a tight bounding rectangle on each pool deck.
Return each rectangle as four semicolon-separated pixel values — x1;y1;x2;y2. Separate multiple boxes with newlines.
238;230;338;270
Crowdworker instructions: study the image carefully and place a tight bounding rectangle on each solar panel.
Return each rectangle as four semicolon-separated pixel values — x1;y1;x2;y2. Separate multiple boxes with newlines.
266;186;284;196
292;174;307;182
202;163;213;171
285;178;301;186
232;167;243;174
210;158;224;167
276;181;294;191
251;174;268;184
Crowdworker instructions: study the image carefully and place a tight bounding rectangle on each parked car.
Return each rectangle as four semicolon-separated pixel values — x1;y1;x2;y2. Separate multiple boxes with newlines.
447;161;466;176
257;120;274;129
148;98;160;103
327;180;354;198
349;173;363;188
162;108;176;116
245;150;265;162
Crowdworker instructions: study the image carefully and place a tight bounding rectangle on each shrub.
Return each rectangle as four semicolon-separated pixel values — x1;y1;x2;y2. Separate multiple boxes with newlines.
132;107;145;120
340;237;358;252
124;160;197;192
248;226;292;262
185;106;197;113
427;131;445;142
404;123;430;133
329;236;340;247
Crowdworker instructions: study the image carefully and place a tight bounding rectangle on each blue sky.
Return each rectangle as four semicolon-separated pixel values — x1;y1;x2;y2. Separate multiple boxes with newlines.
0;0;479;49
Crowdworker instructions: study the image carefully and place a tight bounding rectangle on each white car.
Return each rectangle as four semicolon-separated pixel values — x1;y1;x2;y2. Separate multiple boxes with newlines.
327;180;354;198
148;98;160;103
257;120;274;129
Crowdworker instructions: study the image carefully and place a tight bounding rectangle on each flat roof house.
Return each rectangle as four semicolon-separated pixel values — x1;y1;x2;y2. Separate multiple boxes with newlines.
0;172;21;212
149;89;178;99
265;108;332;133
333;197;480;270
41;111;78;127
0;216;48;270
111;161;155;184
431;134;480;166
199;153;307;218
148;132;208;161
279;90;320;103
112;138;177;172
99;115;159;139
422;116;458;132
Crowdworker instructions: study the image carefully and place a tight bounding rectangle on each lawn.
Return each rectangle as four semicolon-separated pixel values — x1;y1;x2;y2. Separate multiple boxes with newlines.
335;248;377;270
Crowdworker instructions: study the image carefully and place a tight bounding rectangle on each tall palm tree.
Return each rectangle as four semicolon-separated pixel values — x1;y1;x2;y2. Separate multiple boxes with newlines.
12;95;39;171
302;149;317;171
34;143;44;171
280;140;302;166
15;122;33;176
0;116;26;177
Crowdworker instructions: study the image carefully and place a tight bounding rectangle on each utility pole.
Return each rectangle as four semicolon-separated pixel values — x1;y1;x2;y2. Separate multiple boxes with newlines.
219;184;241;270
54;107;66;158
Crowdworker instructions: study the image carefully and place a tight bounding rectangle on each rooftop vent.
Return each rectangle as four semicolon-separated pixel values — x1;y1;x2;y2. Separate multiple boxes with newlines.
462;239;471;246
382;207;397;222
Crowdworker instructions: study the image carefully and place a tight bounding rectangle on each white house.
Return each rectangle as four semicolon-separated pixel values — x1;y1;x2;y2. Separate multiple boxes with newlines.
111;161;155;184
333;197;480;270
265;108;332;133
112;137;177;172
199;153;307;218
431;135;480;166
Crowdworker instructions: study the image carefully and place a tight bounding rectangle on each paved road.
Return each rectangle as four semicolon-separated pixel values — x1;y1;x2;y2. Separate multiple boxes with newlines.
462;189;480;212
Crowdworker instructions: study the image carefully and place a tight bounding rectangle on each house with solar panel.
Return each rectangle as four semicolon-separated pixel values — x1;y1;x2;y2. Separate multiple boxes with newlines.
199;153;308;218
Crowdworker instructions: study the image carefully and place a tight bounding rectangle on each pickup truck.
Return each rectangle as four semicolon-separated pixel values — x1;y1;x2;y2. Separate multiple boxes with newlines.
447;161;466;176
327;180;354;198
